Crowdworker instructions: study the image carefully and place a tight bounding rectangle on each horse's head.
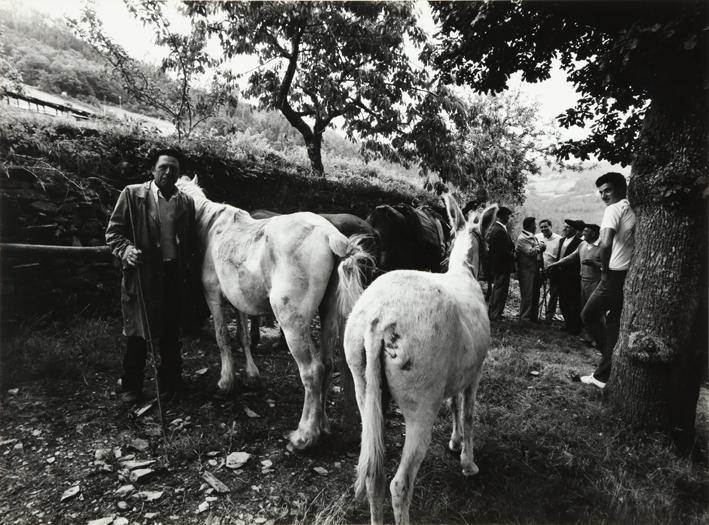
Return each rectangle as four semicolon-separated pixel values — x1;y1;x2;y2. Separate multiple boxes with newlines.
176;175;207;201
443;193;497;279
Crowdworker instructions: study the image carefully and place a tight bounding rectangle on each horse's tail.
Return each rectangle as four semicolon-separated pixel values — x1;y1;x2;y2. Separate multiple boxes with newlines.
354;324;386;500
327;233;375;318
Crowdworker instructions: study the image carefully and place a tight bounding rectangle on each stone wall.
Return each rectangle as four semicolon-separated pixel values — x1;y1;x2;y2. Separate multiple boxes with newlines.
0;130;428;326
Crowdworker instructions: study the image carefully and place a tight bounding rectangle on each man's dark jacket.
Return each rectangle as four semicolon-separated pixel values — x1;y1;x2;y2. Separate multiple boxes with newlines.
105;182;197;338
485;222;516;276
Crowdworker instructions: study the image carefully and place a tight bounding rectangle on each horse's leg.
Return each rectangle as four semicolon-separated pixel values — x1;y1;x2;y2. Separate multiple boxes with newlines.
460;377;482;477
317;304;335;435
205;290;235;393
447;393;463;452
249;315;261;351
368;461;387;525
279;318;324;450
391;405;438;525
237;311;260;387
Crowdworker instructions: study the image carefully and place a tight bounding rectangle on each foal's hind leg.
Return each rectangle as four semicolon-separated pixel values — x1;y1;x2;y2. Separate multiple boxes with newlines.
460;378;482;477
447;393;464;452
391;404;438;525
237;312;261;387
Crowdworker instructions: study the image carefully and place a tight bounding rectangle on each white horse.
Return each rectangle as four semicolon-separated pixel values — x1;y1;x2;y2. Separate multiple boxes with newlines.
344;195;496;524
176;176;372;450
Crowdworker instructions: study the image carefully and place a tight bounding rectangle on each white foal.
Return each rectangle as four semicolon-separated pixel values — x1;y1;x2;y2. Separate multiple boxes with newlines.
345;195;497;525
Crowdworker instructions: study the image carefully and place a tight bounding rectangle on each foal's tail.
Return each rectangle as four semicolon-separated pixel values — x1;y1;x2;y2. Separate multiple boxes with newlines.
328;233;375;318
354;325;386;500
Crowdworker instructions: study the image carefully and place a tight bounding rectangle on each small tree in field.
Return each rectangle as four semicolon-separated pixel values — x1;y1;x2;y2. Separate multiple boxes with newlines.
186;0;453;177
432;0;707;448
70;0;236;140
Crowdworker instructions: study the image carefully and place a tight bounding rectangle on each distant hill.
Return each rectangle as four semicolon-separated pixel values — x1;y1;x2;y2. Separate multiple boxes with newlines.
516;160;629;236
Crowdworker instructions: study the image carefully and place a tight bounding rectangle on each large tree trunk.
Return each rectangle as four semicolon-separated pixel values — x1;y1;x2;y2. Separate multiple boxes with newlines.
608;86;707;451
304;132;325;177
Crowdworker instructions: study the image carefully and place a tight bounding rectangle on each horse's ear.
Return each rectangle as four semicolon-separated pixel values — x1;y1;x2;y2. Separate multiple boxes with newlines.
479;204;498;238
442;193;466;232
192;174;199;186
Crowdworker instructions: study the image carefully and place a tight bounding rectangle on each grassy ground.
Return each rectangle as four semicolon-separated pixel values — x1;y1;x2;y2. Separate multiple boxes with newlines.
1;284;707;525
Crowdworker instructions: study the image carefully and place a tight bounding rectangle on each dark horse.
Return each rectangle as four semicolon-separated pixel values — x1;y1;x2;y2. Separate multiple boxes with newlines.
366;202;452;273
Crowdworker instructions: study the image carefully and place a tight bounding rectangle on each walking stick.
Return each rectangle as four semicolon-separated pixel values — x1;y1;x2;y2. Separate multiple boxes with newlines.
126;197;168;443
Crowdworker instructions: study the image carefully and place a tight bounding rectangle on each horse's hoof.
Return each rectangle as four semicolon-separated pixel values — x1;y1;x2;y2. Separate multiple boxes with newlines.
242;375;263;391
449;439;462;453
462;463;479;477
217;379;234;393
288;430;318;451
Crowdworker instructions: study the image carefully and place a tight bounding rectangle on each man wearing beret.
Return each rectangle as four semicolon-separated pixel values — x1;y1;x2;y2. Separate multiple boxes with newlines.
548;223;603;343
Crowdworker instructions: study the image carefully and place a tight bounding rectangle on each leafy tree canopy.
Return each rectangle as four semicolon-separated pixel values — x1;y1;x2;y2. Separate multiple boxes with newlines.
186;0;468;177
429;0;706;167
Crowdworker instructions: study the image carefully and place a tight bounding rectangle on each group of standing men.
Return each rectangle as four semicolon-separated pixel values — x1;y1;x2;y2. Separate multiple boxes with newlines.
484;172;636;389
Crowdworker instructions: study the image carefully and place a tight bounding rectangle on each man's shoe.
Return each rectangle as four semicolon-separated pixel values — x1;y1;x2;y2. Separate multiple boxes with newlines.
120;390;143;404
580;375;606;389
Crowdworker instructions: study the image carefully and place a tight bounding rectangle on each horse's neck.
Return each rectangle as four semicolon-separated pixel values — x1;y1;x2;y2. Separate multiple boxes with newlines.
446;230;478;280
193;198;233;241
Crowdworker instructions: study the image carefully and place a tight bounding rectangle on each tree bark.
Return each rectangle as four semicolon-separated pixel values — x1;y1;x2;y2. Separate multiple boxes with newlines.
304;132;325;177
608;85;707;451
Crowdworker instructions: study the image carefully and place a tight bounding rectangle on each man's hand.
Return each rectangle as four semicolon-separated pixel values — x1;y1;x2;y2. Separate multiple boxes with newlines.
539;241;546;252
125;246;143;267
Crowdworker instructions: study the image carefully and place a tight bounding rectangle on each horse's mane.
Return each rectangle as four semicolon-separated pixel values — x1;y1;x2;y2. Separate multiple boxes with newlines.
176;176;251;228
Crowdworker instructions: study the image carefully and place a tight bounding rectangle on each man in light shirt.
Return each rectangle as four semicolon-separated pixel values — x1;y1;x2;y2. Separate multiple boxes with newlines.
580;172;636;389
536;219;562;321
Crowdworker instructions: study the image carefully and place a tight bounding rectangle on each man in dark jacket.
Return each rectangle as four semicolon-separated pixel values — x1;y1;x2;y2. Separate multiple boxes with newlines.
485;206;516;320
552;219;584;334
106;148;197;403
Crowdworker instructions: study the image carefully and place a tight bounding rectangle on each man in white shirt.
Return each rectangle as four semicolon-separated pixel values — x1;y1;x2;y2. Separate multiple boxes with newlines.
580;172;636;389
516;217;545;322
536;219;562;321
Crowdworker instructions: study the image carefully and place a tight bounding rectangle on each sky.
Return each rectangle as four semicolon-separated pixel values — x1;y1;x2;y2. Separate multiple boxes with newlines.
9;0;586;143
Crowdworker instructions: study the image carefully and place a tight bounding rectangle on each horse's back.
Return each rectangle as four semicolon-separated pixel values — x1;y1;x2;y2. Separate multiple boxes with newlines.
349;270;488;400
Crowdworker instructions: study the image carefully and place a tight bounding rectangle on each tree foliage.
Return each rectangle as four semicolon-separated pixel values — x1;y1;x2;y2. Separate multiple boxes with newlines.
430;1;705;170
452;91;553;206
186;0;467;177
69;0;237;140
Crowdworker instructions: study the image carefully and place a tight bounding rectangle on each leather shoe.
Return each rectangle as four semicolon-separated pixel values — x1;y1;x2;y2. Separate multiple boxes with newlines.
580;375;606;389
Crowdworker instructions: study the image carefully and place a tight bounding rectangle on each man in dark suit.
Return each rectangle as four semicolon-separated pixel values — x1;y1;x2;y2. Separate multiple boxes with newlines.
486;206;516;320
552;219;584;334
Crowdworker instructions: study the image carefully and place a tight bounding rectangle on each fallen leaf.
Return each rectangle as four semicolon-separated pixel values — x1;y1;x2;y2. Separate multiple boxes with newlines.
133;401;155;418
113;518;129;525
95;449;112;461
86;518;113;525
13;442;23;452
226;452;251;469
130;438;149;452
120;459;155;470
254;518;267;524
117;501;128;510
313;467;328;476
46;457;56;464
196;501;210;514
113;447;123;459
0;439;18;447
244;408;260;418
202;471;230;494
206;451;220;457
145;512;158;519
60;485;81;502
260;459;273;468
530;370;540;376
114;484;135;497
195;368;208;376
137;490;163;502
129;468;154;483
7;388;19;395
